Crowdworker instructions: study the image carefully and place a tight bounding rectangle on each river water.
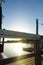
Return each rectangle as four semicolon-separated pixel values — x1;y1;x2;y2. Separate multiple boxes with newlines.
3;43;34;58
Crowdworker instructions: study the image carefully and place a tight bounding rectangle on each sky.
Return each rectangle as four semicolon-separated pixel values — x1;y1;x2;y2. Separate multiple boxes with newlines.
2;0;43;35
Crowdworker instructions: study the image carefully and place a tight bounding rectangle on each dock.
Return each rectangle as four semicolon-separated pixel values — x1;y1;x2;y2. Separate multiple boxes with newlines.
0;0;43;65
6;57;35;65
6;57;43;65
0;29;43;65
0;53;43;65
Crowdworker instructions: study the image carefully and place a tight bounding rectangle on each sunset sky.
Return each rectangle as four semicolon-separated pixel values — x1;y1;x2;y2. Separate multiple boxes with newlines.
2;0;43;35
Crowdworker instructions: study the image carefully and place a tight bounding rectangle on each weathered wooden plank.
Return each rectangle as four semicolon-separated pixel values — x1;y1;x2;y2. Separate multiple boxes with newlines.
0;54;34;65
6;57;35;65
0;29;40;39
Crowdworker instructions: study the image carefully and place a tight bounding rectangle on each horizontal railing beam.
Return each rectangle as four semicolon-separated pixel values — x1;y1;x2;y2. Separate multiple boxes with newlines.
0;29;40;39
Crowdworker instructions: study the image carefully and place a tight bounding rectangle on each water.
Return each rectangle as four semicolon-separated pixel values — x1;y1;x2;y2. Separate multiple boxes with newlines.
3;43;33;58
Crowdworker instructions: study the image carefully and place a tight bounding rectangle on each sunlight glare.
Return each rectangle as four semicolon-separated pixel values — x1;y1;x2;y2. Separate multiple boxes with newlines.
13;43;23;56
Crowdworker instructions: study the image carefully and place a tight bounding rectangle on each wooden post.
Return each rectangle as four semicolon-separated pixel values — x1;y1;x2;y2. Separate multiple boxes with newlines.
2;38;4;52
0;5;2;42
36;19;38;35
34;40;41;65
34;19;41;65
0;5;3;53
0;5;2;29
0;5;4;53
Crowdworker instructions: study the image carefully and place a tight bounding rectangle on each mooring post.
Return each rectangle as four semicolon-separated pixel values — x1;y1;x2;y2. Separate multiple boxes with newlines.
0;5;2;42
34;40;41;65
36;19;38;35
34;19;41;65
0;1;4;53
2;38;4;52
0;6;2;29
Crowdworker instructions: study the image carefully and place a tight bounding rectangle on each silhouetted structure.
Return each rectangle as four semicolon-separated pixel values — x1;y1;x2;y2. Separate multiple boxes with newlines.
0;5;4;53
0;6;2;29
36;19;38;35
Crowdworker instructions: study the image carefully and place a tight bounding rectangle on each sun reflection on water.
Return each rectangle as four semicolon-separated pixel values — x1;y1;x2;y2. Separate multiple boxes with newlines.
4;42;32;57
12;43;23;56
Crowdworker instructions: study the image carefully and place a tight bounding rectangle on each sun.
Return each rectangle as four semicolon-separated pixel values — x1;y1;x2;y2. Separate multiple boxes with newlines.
14;43;23;56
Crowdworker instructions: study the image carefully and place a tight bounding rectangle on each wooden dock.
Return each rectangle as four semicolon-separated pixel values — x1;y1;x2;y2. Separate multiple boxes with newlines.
0;29;43;65
0;51;43;65
6;57;43;65
6;57;35;65
0;1;43;65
